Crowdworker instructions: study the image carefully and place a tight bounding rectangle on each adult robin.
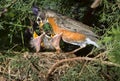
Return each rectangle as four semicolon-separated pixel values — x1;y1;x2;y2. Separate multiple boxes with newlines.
33;8;99;53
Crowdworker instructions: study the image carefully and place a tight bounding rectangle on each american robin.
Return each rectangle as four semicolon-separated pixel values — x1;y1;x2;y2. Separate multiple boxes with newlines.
30;21;62;53
33;8;99;53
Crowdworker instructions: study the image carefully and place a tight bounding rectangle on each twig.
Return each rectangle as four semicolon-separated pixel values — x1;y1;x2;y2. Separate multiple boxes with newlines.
94;51;107;58
7;44;18;52
91;0;101;9
46;56;120;80
25;55;41;72
66;46;85;54
78;51;107;77
78;61;88;76
0;70;18;80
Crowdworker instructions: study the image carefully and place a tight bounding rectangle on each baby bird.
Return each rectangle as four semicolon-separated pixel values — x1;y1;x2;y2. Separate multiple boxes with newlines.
30;21;62;53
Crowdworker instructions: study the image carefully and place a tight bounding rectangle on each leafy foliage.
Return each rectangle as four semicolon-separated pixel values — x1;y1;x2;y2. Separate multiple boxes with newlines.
98;0;120;64
0;0;35;51
59;63;120;81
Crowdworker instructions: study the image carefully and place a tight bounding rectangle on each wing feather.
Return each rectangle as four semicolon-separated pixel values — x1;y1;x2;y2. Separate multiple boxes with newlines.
46;10;98;41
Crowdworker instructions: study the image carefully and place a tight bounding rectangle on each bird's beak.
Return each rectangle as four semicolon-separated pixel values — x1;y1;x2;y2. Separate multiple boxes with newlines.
33;31;38;38
39;21;44;28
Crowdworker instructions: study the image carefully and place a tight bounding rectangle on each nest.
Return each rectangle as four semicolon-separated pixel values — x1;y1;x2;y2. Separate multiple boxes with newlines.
0;51;119;81
0;52;76;81
28;52;76;81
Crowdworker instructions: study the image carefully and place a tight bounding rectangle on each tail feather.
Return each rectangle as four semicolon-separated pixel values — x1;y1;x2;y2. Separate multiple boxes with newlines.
86;38;99;48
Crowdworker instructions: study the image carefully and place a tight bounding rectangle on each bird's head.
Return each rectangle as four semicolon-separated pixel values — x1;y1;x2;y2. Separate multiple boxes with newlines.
32;7;48;28
36;11;48;28
32;7;57;28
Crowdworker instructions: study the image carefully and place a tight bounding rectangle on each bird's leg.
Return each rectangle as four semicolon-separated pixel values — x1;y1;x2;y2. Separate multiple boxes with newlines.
51;33;63;53
67;45;86;54
30;33;45;53
67;47;83;54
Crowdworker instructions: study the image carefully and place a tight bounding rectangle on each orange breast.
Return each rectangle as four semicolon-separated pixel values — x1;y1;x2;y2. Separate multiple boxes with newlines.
62;30;86;42
48;17;62;34
48;17;86;42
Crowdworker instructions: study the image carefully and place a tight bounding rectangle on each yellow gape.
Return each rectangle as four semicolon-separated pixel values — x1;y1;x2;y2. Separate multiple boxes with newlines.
33;31;38;38
33;31;44;47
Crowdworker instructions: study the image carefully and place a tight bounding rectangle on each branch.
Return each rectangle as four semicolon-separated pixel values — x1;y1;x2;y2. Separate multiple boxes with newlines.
46;56;120;80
